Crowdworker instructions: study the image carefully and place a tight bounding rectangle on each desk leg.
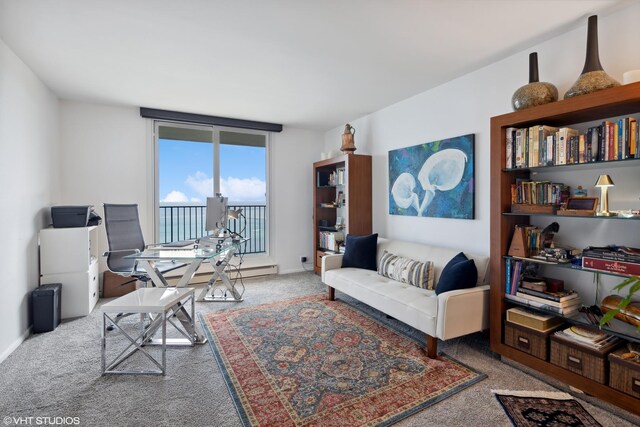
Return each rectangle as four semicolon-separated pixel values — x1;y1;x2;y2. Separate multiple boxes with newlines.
198;248;243;302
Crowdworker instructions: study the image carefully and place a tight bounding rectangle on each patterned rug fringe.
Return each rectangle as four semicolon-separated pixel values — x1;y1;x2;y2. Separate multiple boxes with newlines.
492;390;573;400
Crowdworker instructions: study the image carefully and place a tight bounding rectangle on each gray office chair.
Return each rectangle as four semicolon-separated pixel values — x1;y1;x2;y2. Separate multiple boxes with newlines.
103;203;185;281
103;203;186;330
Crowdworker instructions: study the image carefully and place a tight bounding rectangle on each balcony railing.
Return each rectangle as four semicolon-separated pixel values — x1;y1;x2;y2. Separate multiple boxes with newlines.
159;204;266;254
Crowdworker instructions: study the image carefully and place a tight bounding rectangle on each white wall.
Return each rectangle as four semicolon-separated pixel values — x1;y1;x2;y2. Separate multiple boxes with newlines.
0;39;60;362
270;128;323;273
58;102;323;274
324;5;640;261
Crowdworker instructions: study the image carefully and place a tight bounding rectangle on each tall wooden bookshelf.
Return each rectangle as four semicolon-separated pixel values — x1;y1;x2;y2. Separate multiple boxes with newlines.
313;154;372;274
490;82;640;415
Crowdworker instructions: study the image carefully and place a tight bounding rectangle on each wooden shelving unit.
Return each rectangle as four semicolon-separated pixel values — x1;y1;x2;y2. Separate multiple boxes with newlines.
490;82;640;415
312;154;372;273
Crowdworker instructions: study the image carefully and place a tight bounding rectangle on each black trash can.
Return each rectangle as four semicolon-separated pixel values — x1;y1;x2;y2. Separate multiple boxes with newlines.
31;283;62;333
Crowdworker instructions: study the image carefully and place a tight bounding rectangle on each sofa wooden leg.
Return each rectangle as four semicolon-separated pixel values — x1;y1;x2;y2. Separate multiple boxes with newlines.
328;286;335;301
426;335;437;358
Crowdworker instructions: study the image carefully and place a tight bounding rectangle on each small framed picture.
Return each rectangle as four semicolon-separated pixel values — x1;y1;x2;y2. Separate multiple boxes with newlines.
557;197;598;216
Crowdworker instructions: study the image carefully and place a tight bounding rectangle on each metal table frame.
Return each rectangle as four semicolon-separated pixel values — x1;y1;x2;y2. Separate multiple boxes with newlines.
101;287;195;376
124;238;247;343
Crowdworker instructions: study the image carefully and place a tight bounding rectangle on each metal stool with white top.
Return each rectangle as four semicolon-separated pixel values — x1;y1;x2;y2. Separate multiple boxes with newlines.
101;287;195;375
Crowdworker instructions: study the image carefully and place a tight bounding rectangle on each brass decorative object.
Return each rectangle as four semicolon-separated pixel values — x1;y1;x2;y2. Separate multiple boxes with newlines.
340;124;356;153
595;174;615;216
512;52;558;111
565;15;620;99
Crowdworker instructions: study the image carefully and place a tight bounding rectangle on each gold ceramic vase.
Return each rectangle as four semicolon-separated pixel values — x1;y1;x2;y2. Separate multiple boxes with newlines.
564;15;619;99
511;52;558;111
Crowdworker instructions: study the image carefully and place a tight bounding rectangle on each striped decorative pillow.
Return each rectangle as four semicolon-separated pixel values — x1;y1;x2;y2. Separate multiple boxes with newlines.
378;250;435;289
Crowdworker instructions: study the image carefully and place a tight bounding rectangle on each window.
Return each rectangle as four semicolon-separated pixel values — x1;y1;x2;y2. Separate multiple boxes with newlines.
154;122;268;254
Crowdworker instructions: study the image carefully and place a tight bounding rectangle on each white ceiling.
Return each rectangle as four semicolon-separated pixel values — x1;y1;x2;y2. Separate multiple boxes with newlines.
0;0;631;131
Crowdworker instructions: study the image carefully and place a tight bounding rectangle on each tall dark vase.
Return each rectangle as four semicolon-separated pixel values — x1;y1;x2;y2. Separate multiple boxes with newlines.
564;15;619;99
511;52;558;111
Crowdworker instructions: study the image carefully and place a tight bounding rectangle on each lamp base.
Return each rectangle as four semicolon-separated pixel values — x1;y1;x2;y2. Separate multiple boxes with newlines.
596;211;616;216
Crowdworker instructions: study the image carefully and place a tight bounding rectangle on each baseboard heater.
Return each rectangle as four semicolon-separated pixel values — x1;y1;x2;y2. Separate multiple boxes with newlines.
164;264;278;286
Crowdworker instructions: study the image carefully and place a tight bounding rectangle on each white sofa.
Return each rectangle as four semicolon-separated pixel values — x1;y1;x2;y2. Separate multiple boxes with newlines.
322;237;489;358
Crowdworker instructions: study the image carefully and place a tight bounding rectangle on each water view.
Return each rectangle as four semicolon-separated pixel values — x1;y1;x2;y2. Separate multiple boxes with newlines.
159;202;266;254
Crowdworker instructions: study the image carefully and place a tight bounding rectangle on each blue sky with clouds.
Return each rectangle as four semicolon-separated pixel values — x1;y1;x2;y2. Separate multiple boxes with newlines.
159;139;266;204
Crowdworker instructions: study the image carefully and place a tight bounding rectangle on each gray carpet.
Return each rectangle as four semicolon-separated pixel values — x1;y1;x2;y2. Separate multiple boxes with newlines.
1;272;638;427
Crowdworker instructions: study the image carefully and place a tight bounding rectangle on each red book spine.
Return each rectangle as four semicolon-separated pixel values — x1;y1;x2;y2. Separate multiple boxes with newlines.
582;257;640;276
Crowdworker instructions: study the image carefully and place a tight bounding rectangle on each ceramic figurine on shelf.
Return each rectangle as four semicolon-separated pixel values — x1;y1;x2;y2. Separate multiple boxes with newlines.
340;124;356;153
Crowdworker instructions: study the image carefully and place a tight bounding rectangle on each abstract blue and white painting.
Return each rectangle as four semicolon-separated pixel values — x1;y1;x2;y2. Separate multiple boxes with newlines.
388;134;474;219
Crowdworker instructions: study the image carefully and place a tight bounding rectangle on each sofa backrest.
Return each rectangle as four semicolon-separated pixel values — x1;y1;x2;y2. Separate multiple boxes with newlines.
376;237;489;286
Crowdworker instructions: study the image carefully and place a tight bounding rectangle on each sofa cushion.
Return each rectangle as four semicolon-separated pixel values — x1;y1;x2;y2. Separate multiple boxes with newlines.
342;233;378;270
378;250;434;289
435;252;478;295
324;268;438;336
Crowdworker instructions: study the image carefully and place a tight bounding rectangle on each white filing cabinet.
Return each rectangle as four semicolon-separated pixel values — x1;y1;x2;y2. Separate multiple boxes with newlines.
40;226;99;319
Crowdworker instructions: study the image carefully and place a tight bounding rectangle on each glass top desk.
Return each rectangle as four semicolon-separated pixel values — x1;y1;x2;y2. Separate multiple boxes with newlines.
124;237;248;302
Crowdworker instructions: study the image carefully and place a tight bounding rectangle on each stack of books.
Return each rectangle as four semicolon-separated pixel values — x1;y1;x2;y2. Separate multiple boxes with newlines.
554;325;622;350
505;286;581;315
582;245;640;276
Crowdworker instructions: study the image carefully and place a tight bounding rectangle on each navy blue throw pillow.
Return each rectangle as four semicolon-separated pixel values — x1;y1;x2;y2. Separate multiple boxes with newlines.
341;233;378;271
435;252;478;295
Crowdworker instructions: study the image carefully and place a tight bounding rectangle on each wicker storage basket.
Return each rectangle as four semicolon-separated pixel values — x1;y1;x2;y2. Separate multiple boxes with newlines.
505;321;560;360
608;348;640;398
550;334;619;384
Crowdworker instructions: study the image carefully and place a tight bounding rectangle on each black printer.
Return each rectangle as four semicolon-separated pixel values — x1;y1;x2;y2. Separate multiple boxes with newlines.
51;206;102;228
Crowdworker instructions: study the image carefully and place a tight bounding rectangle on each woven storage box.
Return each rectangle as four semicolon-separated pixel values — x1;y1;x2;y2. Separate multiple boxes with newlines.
550;334;618;384
608;348;640;398
505;320;560;360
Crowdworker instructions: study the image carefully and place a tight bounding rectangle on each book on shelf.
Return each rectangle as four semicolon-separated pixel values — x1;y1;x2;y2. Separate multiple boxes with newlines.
517;287;578;303
582;245;640;263
557;127;579;165
505;258;524;295
538;125;559;166
582;256;640;276
515;128;526;168
505;127;517;169
515;291;581;309
506;307;564;332
318;230;344;252
504;293;580;315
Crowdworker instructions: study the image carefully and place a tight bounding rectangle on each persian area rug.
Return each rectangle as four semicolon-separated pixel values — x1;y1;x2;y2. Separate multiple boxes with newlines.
492;390;602;427
200;294;486;427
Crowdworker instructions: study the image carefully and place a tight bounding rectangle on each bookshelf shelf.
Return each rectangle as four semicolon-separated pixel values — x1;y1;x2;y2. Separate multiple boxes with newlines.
490;82;640;415
313;155;371;274
502;156;640;173
503;255;637;279
502;212;640;220
503;297;640;345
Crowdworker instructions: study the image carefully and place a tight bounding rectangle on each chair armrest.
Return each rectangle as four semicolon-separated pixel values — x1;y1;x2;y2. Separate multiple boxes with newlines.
321;254;344;283
435;285;489;340
102;248;141;257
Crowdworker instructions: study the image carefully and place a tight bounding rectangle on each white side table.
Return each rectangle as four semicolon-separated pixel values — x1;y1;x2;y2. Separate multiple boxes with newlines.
101;287;195;375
